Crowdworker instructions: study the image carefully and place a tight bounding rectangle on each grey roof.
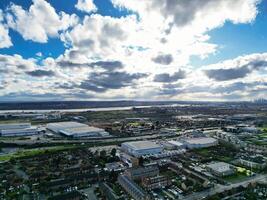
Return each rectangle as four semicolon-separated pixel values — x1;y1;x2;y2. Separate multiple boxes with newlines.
123;141;161;150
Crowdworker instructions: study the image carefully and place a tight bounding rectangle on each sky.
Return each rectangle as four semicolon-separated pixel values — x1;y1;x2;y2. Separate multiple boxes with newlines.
0;0;267;102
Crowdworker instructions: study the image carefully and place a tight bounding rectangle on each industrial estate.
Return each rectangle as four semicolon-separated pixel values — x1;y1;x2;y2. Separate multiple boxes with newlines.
1;101;267;200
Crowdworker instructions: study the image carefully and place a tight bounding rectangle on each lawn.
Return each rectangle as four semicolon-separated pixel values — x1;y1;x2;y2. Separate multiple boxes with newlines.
223;167;252;183
223;172;249;183
193;146;235;162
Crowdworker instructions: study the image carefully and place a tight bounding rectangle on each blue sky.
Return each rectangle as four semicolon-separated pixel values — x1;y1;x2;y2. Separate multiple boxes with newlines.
191;0;267;67
0;0;267;101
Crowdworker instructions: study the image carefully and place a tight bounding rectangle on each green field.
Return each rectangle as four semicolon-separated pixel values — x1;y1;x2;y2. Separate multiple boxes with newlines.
0;145;77;162
223;167;252;183
193;146;235;162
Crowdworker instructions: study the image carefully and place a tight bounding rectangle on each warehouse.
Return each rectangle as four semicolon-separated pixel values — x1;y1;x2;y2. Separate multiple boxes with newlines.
47;121;109;138
165;140;184;150
0;123;38;137
207;162;235;177
121;141;162;157
0;123;31;130
183;137;218;149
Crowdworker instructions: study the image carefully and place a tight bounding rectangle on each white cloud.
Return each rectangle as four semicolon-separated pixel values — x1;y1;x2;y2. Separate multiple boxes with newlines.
75;0;97;13
0;10;12;48
0;0;265;101
6;0;78;43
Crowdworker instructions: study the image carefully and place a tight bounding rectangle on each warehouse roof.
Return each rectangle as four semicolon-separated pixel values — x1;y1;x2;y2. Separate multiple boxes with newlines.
47;121;87;129
167;140;184;147
123;141;161;150
184;137;217;144
60;126;106;136
207;162;231;173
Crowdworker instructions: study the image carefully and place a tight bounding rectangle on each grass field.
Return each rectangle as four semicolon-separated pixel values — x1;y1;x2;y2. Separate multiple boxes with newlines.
193;147;235;162
0;145;76;162
223;167;252;183
223;173;248;183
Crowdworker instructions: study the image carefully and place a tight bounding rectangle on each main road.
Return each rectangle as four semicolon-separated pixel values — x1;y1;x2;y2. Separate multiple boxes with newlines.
182;174;267;200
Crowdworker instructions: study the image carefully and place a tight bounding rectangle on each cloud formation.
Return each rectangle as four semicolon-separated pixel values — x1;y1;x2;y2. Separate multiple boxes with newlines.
152;54;173;65
26;69;55;77
154;70;186;82
6;0;78;43
0;0;265;101
79;71;148;92
75;0;97;13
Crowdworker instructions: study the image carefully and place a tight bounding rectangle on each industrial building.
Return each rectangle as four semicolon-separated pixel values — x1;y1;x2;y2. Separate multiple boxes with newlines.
46;121;109;138
183;137;218;149
121;141;162;157
164;140;184;150
238;156;267;169
207;162;235;177
0;123;38;137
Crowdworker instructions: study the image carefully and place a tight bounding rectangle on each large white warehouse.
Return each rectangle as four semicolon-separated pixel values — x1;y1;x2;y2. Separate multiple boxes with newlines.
0;123;38;137
121;141;163;157
46;121;109;138
183;137;218;149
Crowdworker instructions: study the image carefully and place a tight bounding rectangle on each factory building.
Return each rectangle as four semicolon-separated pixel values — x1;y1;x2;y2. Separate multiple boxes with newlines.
121;141;162;157
183;137;218;149
0;123;38;137
164;140;184;150
46;121;109;138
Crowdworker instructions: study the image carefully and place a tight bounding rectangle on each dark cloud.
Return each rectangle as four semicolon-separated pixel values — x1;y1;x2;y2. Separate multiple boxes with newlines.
57;60;123;71
244;60;267;70
90;61;123;70
57;60;87;68
205;58;267;81
56;82;77;90
154;70;186;82
152;54;173;65
26;69;55;77
205;66;251;81
79;71;148;92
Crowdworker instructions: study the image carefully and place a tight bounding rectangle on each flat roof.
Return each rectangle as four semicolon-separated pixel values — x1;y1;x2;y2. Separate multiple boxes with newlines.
47;121;87;128
167;140;184;146
185;137;217;144
207;162;231;172
123;141;161;150
61;126;105;135
0;123;31;128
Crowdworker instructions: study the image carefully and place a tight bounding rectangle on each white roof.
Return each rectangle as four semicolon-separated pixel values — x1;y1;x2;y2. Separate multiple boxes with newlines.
0;123;31;129
123;141;161;150
167;140;184;146
60;126;106;136
207;162;231;172
47;121;87;129
185;137;217;144
47;121;107;136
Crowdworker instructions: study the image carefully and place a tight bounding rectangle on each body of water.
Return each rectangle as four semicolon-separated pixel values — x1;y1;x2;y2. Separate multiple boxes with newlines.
0;104;186;114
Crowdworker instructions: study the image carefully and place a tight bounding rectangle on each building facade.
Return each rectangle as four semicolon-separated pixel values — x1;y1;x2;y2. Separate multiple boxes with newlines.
118;175;150;200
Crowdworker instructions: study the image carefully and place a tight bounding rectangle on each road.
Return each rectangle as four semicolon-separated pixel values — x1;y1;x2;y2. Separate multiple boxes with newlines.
0;127;221;146
182;174;267;200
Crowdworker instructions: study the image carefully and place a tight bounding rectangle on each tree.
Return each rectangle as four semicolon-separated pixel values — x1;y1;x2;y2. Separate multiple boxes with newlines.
139;156;144;166
100;150;107;159
111;148;116;157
